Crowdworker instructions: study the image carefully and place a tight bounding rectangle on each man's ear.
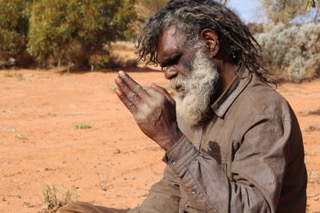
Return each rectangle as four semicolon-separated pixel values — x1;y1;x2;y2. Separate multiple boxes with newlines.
200;29;219;58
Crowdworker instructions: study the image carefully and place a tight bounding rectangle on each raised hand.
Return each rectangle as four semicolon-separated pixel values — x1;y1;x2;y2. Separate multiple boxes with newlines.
114;71;182;151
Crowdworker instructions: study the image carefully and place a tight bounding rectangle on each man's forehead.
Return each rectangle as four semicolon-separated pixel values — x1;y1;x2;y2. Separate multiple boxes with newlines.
160;26;185;46
157;26;186;62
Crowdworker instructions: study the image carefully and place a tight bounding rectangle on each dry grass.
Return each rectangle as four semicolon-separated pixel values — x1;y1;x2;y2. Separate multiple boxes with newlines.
40;185;78;213
306;124;320;132
300;106;320;116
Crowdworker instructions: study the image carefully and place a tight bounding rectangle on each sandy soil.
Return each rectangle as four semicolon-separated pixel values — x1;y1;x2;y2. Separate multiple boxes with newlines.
0;68;319;213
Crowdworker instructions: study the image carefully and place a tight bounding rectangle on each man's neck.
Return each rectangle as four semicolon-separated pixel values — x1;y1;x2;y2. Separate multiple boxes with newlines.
216;61;238;97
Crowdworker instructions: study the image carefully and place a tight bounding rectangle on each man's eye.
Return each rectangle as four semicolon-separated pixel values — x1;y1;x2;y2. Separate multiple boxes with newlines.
160;53;182;70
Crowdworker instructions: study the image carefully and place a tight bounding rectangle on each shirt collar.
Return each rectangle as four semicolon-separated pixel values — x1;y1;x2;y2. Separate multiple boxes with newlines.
211;67;252;118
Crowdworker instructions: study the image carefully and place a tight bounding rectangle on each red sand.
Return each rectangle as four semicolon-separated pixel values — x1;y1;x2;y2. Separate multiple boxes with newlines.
0;69;319;212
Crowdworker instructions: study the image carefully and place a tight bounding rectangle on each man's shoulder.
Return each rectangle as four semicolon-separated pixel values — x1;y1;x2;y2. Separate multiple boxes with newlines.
237;74;290;118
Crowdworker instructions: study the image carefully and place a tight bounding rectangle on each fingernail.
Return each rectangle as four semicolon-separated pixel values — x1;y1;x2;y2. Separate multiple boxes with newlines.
118;70;125;76
115;89;122;95
114;76;121;83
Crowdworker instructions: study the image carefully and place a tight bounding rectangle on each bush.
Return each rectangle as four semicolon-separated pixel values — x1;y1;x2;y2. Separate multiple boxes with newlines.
27;0;137;70
255;23;320;82
0;0;32;67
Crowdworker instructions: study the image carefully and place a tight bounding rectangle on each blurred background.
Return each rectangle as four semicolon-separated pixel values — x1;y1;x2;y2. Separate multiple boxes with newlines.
0;0;319;82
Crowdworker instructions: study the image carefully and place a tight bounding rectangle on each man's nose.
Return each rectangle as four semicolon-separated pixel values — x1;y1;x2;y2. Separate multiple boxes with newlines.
164;66;178;79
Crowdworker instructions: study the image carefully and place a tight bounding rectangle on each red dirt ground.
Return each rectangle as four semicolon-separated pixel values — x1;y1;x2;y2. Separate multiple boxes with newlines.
0;69;319;213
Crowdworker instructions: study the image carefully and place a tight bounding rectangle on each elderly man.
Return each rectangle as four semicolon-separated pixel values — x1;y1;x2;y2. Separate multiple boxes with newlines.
58;0;307;212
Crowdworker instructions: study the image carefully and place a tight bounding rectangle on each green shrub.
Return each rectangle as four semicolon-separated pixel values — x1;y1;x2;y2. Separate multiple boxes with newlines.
255;23;320;82
0;0;31;66
27;0;137;70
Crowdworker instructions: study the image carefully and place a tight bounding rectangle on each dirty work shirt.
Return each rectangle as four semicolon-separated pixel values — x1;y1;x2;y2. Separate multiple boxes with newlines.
58;68;307;213
130;68;307;213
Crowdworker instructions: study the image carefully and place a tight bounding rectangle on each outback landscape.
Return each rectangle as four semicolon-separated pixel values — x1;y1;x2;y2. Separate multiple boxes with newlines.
0;67;319;213
0;69;320;213
1;0;320;212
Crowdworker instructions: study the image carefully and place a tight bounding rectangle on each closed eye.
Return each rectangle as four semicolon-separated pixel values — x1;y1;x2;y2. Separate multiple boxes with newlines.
160;53;183;69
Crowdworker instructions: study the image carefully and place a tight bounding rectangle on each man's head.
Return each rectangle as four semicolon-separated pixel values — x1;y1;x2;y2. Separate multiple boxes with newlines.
137;0;262;125
137;0;261;72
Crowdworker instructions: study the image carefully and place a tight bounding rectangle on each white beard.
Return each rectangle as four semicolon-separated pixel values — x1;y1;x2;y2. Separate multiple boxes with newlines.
170;49;220;126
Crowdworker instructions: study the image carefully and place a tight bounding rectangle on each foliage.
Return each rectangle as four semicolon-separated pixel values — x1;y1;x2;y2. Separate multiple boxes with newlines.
255;23;320;82
260;0;319;23
27;0;137;69
74;123;92;129
136;0;167;21
0;0;31;64
306;106;320;115
15;135;28;140
41;185;78;213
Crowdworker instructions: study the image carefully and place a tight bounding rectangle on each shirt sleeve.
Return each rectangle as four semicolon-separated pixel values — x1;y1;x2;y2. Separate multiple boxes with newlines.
129;166;180;213
163;113;301;213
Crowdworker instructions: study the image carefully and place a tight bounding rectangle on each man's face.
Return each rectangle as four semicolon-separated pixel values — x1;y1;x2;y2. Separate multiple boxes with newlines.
157;26;220;126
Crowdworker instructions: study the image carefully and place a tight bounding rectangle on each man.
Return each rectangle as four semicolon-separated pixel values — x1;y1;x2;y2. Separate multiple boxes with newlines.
59;0;307;212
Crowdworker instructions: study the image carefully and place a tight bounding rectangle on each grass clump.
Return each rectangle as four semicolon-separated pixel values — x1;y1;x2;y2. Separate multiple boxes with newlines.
15;73;25;81
15;135;28;140
46;113;57;117
307;107;320;115
301;106;320;116
74;123;91;129
3;73;14;78
40;185;78;213
307;124;320;132
3;72;25;80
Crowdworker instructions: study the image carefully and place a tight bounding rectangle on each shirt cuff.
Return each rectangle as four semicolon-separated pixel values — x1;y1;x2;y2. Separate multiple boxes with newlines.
163;135;200;177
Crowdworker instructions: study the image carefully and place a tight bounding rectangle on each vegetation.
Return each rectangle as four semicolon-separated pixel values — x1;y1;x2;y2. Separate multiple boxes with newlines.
260;0;320;23
307;124;320;131
28;0;136;69
41;185;78;213
0;0;32;67
305;106;320;115
74;123;92;129
0;0;320;82
15;135;28;140
254;23;320;82
0;0;136;70
3;72;26;80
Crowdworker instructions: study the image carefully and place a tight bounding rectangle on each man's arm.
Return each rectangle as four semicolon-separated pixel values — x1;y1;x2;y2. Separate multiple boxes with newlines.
129;166;180;213
164;112;306;213
114;71;306;212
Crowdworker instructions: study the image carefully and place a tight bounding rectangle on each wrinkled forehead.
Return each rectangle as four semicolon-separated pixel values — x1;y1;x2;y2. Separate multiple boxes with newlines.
157;25;187;62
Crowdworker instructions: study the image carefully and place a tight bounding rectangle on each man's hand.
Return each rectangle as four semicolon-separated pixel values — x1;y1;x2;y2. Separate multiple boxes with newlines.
114;71;182;151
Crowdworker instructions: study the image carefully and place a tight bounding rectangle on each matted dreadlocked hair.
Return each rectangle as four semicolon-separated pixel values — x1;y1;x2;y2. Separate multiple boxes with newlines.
137;0;265;76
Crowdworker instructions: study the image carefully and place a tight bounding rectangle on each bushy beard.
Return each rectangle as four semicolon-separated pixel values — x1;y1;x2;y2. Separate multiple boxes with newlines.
170;49;220;126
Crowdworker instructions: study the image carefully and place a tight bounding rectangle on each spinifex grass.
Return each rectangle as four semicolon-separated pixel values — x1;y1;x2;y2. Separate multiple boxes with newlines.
74;123;92;129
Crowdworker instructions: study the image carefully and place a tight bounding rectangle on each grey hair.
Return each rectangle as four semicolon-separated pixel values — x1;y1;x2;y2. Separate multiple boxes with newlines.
137;0;267;79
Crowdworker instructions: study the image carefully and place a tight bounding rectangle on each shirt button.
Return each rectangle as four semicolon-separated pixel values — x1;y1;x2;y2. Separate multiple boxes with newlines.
170;160;177;165
191;189;197;195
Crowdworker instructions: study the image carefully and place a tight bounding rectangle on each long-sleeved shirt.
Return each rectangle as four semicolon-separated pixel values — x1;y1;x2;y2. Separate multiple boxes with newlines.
130;68;307;213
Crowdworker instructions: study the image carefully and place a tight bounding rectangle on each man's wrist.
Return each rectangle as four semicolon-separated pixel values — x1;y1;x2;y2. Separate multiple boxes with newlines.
161;130;183;151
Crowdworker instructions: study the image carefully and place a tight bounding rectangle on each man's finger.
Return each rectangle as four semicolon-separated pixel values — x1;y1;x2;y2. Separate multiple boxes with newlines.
118;71;149;97
114;76;141;105
151;83;176;105
115;89;138;113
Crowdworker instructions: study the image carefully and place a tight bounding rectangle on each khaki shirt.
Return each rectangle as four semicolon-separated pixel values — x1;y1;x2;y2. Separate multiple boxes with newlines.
130;68;307;213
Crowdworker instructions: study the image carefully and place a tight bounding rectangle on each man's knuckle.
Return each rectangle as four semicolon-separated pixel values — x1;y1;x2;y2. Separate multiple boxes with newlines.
134;85;143;93
129;93;138;100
